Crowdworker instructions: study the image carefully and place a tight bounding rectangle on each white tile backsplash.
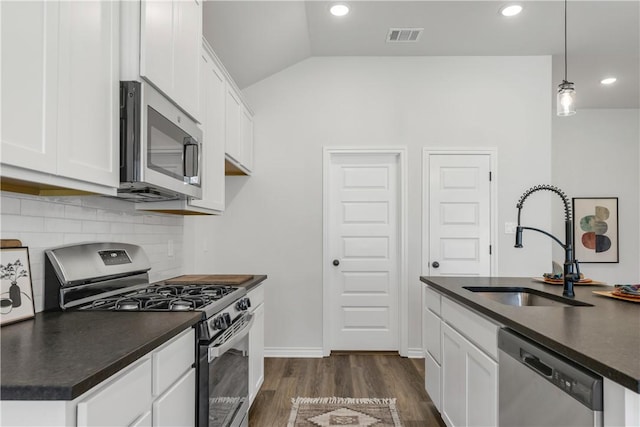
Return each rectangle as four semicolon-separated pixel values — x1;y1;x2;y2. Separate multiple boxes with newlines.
0;192;184;312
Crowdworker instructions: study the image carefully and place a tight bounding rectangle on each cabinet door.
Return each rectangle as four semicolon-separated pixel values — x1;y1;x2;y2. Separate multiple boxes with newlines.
240;108;254;172
424;308;441;364
249;302;265;405
441;323;466;427
56;0;119;188
225;87;242;163
172;0;201;120
1;1;59;173
190;49;225;212
77;357;152;427
152;369;196;427
466;342;498;427
425;350;441;412
140;0;173;96
441;323;497;427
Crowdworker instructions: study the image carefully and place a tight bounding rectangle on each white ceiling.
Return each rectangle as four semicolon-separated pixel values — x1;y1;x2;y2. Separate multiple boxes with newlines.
203;1;639;108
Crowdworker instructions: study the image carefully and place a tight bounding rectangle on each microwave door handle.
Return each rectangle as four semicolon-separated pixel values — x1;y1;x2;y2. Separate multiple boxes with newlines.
207;313;254;362
183;137;199;178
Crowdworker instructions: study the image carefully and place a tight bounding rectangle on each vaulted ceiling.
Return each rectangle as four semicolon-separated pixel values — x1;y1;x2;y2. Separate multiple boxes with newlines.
203;1;639;108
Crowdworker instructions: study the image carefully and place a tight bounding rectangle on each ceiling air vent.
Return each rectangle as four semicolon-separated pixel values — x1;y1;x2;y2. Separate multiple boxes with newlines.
386;28;423;43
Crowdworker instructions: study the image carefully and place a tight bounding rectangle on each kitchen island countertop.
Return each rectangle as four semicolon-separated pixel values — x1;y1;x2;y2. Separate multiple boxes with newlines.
421;276;640;393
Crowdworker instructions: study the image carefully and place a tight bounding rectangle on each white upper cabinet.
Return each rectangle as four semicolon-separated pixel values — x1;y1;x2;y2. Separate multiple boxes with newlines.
241;108;254;172
225;87;243;164
0;0;119;195
189;45;226;212
139;0;202;121
1;1;58;175
225;86;254;175
56;1;119;188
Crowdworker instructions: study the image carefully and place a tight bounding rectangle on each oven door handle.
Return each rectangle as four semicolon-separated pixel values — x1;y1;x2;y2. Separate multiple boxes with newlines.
207;313;254;362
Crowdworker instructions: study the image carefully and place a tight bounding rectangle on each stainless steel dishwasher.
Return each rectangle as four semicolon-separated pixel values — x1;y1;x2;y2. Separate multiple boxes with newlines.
498;329;603;427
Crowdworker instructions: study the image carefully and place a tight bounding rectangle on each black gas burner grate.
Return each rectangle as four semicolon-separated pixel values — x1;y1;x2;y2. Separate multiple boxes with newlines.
80;284;239;312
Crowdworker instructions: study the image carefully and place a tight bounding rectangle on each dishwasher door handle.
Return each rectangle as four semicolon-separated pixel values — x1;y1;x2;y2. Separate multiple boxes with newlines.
521;351;553;378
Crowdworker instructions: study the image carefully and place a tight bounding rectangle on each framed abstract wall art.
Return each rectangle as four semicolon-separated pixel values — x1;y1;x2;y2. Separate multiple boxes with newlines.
572;197;619;263
0;247;35;326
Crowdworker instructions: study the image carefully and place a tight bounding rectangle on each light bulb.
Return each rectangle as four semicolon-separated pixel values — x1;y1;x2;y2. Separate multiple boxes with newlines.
557;82;576;117
600;77;617;85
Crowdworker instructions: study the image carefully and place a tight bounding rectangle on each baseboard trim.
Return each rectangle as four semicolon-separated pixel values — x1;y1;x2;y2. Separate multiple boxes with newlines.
407;348;425;359
264;347;324;358
265;347;425;358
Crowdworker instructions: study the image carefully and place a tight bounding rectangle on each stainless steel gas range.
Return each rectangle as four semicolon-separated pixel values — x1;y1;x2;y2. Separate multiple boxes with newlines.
44;242;253;427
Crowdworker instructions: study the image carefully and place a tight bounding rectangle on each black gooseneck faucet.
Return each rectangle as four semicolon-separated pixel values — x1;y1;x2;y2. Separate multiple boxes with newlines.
515;185;581;298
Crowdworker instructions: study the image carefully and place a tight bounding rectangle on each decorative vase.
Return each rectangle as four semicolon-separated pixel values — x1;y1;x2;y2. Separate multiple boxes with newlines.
9;282;22;307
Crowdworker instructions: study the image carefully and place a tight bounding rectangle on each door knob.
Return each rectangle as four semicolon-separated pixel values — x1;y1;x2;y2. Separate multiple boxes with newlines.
432;261;440;268
332;259;340;266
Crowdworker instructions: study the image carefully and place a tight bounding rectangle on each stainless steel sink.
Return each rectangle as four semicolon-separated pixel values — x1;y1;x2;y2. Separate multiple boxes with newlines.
463;287;593;307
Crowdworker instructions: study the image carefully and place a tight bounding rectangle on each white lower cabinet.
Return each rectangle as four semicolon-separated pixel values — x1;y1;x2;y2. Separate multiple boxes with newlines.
423;286;498;427
77;357;152;426
248;284;265;406
603;378;640;427
423;286;442;410
0;328;195;427
424;351;442;411
152;369;196;427
441;323;498;427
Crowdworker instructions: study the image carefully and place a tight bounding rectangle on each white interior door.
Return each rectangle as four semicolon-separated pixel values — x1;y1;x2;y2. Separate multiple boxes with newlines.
326;152;400;351
427;153;492;276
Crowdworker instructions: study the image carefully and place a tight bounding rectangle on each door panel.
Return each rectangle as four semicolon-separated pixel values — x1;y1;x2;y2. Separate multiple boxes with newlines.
428;154;491;276
1;1;59;173
328;153;400;350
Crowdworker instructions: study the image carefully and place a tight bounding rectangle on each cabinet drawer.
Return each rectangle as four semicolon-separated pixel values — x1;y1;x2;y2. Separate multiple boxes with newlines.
424;286;441;316
77;357;152;426
442;297;499;360
247;284;264;308
153;328;195;396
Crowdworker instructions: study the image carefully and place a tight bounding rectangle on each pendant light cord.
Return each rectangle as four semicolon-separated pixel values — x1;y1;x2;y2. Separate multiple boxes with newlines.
564;0;568;82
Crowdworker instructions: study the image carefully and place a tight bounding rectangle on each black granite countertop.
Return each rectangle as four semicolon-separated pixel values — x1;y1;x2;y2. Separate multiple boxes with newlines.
1;275;268;401
421;276;640;393
1;311;201;400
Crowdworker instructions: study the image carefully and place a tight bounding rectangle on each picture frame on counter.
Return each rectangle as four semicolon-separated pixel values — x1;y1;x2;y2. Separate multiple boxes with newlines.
0;246;35;326
572;197;619;263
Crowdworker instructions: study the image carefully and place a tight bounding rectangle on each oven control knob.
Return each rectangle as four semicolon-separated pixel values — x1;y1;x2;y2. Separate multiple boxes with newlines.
236;298;251;311
223;313;232;326
213;315;229;330
212;316;222;330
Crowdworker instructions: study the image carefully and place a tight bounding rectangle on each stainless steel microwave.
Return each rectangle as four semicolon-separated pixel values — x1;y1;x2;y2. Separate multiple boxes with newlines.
118;81;202;201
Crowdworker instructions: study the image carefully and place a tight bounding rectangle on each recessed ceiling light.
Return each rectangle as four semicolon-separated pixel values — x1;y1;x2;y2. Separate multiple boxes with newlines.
500;4;523;17
600;77;617;85
330;4;349;17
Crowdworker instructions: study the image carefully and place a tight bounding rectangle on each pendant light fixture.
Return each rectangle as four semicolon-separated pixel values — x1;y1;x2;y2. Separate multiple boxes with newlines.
557;0;576;116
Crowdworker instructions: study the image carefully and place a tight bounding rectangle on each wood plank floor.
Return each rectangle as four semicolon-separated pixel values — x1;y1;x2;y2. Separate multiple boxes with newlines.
249;353;446;426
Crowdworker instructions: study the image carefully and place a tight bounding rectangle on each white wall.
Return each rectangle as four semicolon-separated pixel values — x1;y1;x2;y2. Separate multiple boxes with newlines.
1;193;184;312
552;109;640;284
184;56;554;353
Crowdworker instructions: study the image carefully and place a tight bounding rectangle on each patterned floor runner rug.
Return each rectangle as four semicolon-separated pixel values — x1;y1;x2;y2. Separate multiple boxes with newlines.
287;397;402;427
